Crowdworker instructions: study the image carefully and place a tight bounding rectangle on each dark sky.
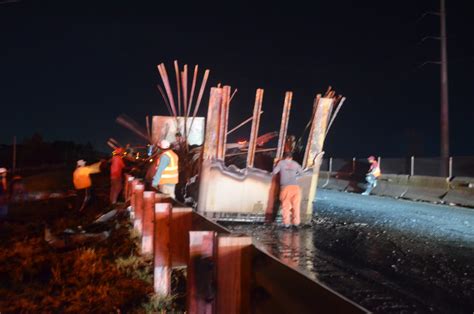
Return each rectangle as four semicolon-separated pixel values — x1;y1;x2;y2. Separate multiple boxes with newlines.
1;0;473;157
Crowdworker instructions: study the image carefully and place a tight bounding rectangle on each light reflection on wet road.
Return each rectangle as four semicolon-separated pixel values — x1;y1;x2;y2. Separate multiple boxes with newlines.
224;189;474;313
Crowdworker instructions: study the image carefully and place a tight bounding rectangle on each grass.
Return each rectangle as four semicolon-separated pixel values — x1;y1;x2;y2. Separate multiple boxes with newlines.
1;169;187;313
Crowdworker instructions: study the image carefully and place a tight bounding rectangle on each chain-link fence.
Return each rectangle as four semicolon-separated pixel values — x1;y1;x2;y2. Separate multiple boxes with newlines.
321;156;474;178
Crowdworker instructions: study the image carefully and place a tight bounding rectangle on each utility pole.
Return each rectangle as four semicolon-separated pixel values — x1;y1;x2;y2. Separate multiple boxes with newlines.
440;0;449;176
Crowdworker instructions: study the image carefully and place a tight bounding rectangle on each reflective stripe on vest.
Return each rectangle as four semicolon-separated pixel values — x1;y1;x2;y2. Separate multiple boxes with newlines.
159;150;179;184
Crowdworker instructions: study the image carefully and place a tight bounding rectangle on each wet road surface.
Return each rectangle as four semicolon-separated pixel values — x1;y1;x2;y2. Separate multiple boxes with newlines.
223;189;474;313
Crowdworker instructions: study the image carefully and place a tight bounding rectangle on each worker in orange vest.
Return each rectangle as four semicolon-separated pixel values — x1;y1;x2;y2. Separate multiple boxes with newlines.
362;155;381;195
73;159;101;211
151;140;179;199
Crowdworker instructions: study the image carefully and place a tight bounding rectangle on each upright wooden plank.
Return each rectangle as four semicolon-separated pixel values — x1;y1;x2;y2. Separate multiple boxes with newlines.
154;203;172;295
217;85;231;160
216;236;252;314
142;191;155;255
171;207;193;267
203;87;223;160
301;97;334;223
275;91;293;162
133;183;145;234
303;96;333;169
247;89;264;168
187;231;217;314
221;85;231;158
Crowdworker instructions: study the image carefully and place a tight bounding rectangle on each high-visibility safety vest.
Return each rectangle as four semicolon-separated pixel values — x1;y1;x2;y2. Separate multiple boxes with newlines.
371;162;381;178
73;162;101;189
373;166;381;177
158;150;179;185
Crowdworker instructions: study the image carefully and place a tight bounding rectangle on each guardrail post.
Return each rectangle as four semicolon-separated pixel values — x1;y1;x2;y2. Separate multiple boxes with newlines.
171;208;193;267
187;231;217;313
124;174;131;202
352;157;356;174
410;156;415;176
329;157;333;174
154;203;172;295
133;183;145;234
142;191;155;255
216;236;252;313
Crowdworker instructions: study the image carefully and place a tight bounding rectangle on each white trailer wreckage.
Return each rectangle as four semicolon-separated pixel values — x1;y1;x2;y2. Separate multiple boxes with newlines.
113;61;346;224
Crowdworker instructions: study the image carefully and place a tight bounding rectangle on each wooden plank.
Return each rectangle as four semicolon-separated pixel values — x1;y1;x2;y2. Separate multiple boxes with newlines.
275;91;293;162
247;89;264;168
171;207;193;267
154;202;172;295
303;97;333;168
217;85;231;160
302;97;334;223
203;87;223;160
141;191;155;255
216;236;252;314
133;183;145;234
187;231;217;314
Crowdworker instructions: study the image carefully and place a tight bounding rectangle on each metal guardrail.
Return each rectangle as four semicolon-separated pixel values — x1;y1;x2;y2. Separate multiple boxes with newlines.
126;178;368;313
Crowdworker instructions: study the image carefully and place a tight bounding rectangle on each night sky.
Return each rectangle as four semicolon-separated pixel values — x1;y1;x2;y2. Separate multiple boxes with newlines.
1;0;473;157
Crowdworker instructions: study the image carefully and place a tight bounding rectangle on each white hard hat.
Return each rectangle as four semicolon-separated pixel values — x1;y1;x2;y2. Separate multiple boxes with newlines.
77;160;86;167
160;139;170;149
0;168;6;174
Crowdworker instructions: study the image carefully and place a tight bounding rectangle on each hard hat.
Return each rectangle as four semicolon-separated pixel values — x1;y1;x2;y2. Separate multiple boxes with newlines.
368;156;376;161
77;160;86;167
0;168;6;174
159;139;170;149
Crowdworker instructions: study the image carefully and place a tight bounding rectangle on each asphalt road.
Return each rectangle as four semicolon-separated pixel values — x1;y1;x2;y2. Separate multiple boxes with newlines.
225;189;474;313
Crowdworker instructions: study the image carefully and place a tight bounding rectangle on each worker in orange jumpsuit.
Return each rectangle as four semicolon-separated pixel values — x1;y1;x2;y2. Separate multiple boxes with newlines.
110;148;126;205
362;155;381;195
272;151;303;227
151;140;179;199
73;159;101;211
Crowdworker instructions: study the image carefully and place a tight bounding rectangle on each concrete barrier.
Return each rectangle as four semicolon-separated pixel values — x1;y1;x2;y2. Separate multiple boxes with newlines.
402;176;448;203
371;174;409;198
443;177;474;207
322;173;350;192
